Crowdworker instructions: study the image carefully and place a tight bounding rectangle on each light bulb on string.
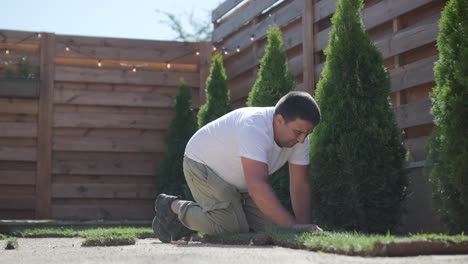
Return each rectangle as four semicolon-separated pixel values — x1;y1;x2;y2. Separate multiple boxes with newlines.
65;46;70;52
97;60;102;67
37;33;42;38
196;51;200;56
212;46;217;51
236;46;240;53
5;49;10;55
166;63;171;69
250;34;255;41
132;66;137;72
223;47;228;55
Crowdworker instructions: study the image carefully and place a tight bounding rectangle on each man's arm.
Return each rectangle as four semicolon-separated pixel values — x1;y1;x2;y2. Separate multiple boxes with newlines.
241;157;296;226
289;163;311;224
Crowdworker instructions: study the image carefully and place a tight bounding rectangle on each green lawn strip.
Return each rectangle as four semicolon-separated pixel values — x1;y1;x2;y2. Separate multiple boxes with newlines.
9;227;79;238
266;226;468;256
81;231;136;247
5;237;18;250
267;226;395;256
199;226;468;257
4;226;154;247
80;227;154;247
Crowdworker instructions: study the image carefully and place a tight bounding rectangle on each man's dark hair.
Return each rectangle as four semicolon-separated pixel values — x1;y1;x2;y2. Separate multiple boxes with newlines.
274;91;321;126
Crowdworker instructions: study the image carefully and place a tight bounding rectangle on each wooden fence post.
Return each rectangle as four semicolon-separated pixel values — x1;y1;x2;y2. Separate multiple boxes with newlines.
36;33;55;219
302;0;316;94
198;41;212;107
393;17;402;107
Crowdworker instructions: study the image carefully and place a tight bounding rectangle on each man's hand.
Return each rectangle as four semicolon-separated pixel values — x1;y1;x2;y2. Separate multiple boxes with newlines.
292;224;323;232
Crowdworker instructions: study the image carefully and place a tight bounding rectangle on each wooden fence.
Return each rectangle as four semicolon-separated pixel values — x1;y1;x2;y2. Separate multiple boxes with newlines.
0;29;211;220
212;0;447;232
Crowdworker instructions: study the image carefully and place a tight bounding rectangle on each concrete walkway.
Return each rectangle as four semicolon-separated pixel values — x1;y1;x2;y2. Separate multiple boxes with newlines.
1;238;468;264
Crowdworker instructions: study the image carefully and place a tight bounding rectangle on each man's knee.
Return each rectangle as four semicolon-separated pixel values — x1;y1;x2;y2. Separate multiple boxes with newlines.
204;207;250;235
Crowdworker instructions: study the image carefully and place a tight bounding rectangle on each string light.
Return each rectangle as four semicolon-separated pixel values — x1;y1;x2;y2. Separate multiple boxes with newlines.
250;34;255;41
236;46;241;53
223;47;229;55
4;31;213;73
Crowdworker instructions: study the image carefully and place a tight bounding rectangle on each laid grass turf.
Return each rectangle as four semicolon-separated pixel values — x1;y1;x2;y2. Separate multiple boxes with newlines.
201;226;468;256
5;227;154;247
81;231;136;247
9;227;79;238
266;226;396;255
80;227;154;246
5;237;18;250
4;225;468;255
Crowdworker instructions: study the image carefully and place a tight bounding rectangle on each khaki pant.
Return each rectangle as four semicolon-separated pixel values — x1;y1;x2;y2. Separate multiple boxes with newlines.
177;156;269;235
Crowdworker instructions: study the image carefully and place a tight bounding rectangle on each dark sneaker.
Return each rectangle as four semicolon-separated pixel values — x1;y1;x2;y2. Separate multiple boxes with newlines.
155;193;195;242
152;214;171;243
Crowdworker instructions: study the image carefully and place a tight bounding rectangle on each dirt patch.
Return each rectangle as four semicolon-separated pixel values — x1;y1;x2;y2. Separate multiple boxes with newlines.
374;240;468;256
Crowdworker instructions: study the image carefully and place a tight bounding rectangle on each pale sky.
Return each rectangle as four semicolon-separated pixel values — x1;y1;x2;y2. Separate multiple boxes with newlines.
1;0;223;41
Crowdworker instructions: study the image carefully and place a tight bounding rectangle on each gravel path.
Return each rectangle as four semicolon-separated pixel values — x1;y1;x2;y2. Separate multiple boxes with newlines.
1;238;468;264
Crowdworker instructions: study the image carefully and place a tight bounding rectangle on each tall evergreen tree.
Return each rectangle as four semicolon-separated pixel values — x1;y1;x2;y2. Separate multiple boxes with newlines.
197;52;232;127
157;82;198;198
247;27;295;106
309;0;406;233
427;0;468;233
246;27;296;210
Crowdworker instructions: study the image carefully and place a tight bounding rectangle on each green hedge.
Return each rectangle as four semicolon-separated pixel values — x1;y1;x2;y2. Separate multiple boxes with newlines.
157;82;197;198
309;0;406;233
426;0;468;233
197;52;232;128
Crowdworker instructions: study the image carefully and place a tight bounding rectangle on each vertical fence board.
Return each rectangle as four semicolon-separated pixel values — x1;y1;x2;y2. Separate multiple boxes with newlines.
302;0;315;94
36;33;55;218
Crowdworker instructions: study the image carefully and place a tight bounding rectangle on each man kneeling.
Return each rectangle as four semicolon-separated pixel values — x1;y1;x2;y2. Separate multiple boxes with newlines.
153;91;322;243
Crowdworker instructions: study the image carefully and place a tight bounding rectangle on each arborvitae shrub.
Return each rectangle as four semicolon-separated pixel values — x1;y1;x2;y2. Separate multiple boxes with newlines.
157;82;197;199
197;52;232;128
309;0;406;233
426;0;468;233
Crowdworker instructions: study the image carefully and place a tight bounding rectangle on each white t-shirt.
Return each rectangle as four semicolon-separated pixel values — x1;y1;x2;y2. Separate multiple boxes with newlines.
184;107;310;191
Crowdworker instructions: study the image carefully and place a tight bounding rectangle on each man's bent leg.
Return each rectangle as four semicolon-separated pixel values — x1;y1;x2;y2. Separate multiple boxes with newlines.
178;157;249;235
